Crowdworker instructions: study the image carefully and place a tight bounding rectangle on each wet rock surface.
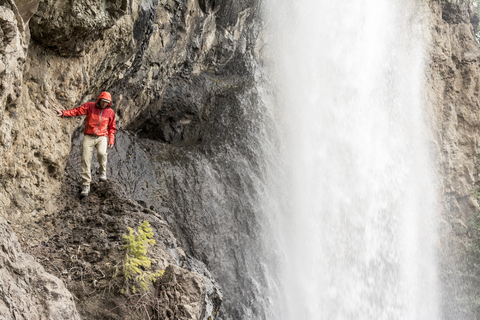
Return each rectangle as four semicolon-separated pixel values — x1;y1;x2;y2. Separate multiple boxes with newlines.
426;1;480;318
0;217;80;320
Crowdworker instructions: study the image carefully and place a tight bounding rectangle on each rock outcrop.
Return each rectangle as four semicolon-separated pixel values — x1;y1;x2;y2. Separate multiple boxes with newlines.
158;265;208;320
0;217;80;320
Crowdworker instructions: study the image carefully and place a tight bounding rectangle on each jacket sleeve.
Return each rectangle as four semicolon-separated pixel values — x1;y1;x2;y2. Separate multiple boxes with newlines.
108;113;117;145
62;104;89;117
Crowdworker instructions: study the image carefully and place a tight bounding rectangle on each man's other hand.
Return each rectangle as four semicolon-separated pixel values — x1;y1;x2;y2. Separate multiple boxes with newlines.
108;144;113;149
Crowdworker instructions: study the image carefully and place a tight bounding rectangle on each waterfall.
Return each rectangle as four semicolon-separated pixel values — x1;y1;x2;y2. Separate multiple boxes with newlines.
262;1;439;319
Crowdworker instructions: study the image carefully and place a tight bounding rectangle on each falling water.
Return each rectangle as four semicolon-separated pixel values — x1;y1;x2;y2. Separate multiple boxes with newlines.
262;1;439;319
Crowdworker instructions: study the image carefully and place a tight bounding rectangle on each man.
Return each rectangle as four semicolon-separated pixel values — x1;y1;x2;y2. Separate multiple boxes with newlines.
54;92;116;198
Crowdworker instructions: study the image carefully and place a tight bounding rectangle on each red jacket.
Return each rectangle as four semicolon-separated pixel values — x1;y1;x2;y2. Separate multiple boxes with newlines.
62;92;117;145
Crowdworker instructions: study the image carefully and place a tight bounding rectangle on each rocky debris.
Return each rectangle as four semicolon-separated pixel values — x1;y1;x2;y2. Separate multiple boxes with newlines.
0;217;80;320
23;177;222;319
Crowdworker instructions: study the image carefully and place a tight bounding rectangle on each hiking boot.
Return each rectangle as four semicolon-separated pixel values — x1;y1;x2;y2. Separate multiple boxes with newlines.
80;185;90;198
99;172;107;182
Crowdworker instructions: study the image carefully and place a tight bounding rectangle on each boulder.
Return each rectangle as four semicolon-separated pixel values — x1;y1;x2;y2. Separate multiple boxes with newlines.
0;217;80;320
157;265;207;320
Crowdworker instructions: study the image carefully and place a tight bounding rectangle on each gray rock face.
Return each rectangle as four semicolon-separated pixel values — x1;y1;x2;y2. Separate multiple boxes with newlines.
426;0;480;225
0;7;25;185
0;217;80;320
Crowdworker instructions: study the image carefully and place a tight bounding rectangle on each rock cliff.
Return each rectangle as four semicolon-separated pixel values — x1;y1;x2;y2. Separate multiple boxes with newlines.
426;0;480;234
426;0;480;318
0;0;262;318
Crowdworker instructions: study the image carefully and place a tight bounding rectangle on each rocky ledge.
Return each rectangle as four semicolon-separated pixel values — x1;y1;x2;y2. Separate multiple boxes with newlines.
19;177;222;319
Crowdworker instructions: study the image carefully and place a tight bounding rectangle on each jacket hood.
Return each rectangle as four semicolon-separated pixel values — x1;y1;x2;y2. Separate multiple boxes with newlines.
96;92;112;108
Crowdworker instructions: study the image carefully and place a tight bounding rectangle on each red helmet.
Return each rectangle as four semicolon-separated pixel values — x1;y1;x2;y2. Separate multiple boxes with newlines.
96;91;112;108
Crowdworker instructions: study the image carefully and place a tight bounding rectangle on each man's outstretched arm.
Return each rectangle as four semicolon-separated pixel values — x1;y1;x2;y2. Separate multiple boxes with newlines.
54;104;89;117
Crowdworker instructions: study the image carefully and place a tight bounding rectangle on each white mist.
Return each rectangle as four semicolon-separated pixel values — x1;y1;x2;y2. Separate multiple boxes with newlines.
263;1;439;319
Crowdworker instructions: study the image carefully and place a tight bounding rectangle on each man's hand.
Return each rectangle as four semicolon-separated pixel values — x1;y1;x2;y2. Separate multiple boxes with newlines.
108;144;114;149
54;107;63;117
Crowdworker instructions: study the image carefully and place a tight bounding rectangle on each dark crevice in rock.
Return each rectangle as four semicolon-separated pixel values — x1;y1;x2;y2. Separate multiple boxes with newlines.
198;0;218;15
128;0;158;76
440;1;475;27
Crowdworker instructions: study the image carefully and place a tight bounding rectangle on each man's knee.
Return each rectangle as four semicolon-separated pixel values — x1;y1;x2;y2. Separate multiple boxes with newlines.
82;139;94;160
97;149;107;158
97;137;108;158
97;148;108;165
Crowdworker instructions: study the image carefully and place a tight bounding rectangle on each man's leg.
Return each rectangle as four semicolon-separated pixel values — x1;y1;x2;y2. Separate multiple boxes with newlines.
96;136;108;178
81;135;95;185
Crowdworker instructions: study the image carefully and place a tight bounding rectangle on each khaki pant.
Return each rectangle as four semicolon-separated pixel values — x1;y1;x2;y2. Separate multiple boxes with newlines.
82;135;107;186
